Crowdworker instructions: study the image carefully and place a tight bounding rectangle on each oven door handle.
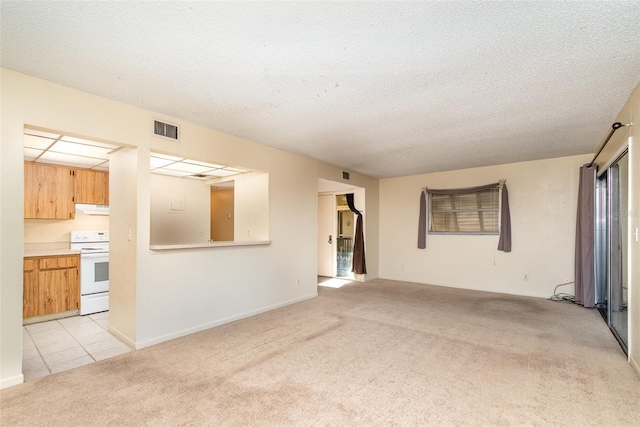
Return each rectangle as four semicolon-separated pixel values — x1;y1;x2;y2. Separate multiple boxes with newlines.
81;253;109;259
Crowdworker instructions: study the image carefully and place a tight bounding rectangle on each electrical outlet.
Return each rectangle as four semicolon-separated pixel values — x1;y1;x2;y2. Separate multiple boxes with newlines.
296;279;300;286
524;274;529;281
247;228;251;237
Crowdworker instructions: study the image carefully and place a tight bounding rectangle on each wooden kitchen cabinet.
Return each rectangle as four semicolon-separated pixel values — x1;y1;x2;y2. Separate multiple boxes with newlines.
75;169;109;205
24;162;75;219
23;259;38;318
23;255;79;319
24;162;110;219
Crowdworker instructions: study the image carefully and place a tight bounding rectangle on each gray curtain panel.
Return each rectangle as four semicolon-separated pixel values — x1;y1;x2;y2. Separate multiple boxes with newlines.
346;193;367;275
418;190;427;249
574;164;596;308
417;182;511;252
497;184;511;252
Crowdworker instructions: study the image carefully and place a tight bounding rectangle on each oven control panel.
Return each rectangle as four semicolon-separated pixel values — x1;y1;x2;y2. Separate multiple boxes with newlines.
70;230;109;243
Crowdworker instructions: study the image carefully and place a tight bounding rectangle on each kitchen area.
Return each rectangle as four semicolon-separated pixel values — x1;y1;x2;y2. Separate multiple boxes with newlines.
22;128;131;380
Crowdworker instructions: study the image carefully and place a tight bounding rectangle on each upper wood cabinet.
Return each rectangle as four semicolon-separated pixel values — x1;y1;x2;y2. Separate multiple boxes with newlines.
24;162;109;219
75;169;109;205
24;162;75;219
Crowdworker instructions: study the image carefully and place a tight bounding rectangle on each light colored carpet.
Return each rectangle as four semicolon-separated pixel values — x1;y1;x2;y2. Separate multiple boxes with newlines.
2;279;639;426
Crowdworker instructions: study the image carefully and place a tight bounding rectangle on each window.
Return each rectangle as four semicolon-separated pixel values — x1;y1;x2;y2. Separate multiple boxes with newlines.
429;187;499;234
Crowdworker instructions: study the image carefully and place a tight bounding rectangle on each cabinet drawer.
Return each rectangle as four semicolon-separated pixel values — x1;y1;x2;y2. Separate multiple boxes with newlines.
24;258;37;272
39;255;79;270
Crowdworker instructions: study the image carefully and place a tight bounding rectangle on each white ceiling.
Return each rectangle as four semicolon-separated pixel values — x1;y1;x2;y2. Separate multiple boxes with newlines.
3;2;640;178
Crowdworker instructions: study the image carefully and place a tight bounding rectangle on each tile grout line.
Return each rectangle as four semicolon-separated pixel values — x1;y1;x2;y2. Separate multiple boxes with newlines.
24;313;128;381
57;318;99;363
23;326;52;376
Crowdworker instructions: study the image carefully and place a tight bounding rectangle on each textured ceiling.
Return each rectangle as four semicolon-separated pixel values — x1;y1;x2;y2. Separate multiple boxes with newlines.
2;2;639;178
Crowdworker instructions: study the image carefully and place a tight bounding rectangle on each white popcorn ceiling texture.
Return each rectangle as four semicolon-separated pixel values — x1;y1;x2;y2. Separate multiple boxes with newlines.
2;1;639;178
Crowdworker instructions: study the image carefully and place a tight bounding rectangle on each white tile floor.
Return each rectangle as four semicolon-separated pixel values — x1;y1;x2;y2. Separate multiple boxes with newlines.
22;312;132;381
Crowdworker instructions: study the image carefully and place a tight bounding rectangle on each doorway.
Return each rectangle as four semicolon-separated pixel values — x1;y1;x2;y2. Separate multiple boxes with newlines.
336;195;355;278
210;183;234;241
317;179;364;281
595;151;629;352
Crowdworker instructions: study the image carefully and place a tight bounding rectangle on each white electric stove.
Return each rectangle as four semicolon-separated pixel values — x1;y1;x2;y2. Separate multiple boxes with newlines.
70;230;109;315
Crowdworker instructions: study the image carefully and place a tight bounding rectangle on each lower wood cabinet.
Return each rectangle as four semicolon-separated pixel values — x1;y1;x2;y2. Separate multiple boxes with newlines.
23;255;80;319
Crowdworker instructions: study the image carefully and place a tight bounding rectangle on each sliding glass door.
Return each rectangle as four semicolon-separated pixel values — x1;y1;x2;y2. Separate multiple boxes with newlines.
595;151;629;351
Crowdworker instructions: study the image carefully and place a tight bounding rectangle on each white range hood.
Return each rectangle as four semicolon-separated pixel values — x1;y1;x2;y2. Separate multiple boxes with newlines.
75;204;109;216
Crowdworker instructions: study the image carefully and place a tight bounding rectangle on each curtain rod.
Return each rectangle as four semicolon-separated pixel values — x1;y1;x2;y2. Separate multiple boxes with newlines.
587;122;631;167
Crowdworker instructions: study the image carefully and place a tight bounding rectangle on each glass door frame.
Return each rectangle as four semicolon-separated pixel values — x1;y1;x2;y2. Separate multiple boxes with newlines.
595;150;629;354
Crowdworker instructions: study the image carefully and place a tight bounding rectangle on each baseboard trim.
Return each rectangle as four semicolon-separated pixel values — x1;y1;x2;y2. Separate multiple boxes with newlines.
631;355;640;378
379;276;556;300
1;373;24;389
135;292;319;350
107;326;136;350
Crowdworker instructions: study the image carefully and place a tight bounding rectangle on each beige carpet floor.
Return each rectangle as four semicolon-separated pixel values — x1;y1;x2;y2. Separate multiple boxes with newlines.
2;279;639;426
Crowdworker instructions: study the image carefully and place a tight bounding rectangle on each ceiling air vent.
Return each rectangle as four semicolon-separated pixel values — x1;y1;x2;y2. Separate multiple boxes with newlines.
154;120;179;140
342;171;350;180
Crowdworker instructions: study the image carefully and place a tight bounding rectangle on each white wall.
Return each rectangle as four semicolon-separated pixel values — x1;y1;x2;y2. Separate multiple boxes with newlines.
379;154;591;298
150;174;210;245
0;68;380;387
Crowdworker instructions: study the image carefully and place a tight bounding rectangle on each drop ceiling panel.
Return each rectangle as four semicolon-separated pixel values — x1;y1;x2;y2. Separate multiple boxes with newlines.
151;153;184;161
183;159;226;169
24;129;60;139
24;134;56;149
210;169;242;177
24;147;42;161
48;141;113;159
163;162;214;174
59;136;119;150
152;168;191;177
150;156;177;169
39;151;105;167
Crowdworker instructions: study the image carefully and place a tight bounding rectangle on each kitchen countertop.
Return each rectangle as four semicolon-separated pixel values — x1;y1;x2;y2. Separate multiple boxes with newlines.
149;240;271;251
24;249;81;257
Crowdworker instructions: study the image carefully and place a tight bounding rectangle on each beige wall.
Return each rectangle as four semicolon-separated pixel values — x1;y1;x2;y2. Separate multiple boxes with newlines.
233;171;269;242
108;148;139;347
379;154;591;298
0;68;380;387
210;188;234;241
24;215;109;244
594;82;639;375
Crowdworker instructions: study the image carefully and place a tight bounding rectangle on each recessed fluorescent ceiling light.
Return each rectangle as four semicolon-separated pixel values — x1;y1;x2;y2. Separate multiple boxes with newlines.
208;169;242;177
24;134;56;149
150;156;178;169
149;152;249;179
48;141;113;159
23;130;120;170
163;162;214;174
39;151;105;167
